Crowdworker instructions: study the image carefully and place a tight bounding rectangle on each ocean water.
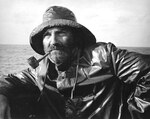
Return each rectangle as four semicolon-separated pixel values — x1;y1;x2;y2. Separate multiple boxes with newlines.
0;44;150;75
0;45;41;75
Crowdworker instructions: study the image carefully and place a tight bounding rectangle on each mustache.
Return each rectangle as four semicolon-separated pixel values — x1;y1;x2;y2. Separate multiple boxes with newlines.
49;44;64;51
45;43;75;53
46;44;68;53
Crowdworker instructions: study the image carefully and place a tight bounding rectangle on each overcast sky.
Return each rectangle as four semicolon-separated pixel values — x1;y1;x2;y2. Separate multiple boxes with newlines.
0;0;150;47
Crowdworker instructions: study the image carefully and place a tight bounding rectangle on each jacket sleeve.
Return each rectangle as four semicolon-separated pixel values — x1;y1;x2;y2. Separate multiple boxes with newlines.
109;42;150;119
0;68;39;99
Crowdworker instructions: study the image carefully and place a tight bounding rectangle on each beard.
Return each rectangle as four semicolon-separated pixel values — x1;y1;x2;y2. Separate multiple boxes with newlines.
44;44;78;71
48;50;70;66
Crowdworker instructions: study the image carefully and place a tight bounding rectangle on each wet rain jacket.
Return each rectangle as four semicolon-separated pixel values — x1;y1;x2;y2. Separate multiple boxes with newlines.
0;42;150;119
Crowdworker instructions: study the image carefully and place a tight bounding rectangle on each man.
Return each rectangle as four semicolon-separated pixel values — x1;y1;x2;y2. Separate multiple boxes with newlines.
0;5;150;119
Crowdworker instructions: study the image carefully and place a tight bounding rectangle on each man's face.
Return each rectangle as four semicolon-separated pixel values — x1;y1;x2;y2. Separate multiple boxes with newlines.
43;27;75;65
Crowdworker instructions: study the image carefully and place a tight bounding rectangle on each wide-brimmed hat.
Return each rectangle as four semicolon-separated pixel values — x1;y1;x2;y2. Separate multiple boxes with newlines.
30;6;96;55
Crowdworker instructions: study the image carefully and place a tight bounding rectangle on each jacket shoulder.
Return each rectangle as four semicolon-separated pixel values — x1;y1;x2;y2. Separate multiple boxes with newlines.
86;42;116;52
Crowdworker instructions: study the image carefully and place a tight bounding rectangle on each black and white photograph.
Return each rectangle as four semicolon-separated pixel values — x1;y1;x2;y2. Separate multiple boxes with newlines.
0;0;150;119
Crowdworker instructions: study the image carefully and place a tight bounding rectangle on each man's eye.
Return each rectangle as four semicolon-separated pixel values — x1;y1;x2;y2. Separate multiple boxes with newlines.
43;34;51;42
58;33;65;36
58;30;67;35
43;32;51;37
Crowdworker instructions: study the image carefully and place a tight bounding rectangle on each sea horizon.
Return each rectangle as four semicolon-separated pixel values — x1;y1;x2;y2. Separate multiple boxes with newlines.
0;44;150;75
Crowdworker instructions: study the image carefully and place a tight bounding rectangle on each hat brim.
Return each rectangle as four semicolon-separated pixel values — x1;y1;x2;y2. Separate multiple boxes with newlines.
30;19;96;55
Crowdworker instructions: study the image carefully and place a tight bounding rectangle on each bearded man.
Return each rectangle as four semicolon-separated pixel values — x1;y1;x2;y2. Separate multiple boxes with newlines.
0;6;150;119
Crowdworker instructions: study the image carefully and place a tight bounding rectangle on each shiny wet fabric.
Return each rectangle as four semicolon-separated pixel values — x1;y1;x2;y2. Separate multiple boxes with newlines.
0;42;150;119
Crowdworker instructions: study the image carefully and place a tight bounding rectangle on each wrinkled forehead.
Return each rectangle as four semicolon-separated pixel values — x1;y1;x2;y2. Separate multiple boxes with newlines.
44;26;74;34
43;26;82;46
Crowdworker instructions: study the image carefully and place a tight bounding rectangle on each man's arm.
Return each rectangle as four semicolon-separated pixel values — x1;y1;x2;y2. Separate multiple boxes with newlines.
0;95;11;119
0;68;38;98
109;43;150;119
110;43;150;83
0;68;39;119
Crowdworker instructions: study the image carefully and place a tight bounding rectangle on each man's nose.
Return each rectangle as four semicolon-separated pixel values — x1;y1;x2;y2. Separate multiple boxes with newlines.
49;34;62;50
50;34;58;45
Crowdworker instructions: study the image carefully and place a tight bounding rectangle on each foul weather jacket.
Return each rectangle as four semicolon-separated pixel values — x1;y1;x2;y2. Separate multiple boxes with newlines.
0;42;150;119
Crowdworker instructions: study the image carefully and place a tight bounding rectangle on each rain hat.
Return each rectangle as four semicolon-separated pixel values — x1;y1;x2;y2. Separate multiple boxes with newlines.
30;6;96;55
